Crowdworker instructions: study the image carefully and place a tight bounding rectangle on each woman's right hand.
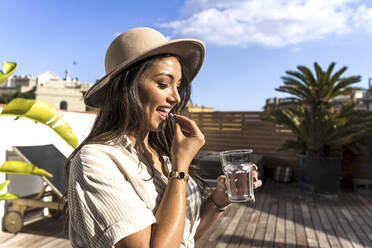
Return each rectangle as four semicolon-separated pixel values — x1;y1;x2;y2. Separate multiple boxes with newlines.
170;114;205;171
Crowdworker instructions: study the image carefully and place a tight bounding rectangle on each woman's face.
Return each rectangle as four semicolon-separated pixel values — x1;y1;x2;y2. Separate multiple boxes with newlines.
138;56;182;132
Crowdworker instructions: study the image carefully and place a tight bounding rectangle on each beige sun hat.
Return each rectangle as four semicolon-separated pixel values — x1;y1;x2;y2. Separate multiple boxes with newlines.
84;27;206;108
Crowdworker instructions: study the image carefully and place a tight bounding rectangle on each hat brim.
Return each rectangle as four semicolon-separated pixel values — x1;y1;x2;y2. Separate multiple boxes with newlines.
84;39;205;108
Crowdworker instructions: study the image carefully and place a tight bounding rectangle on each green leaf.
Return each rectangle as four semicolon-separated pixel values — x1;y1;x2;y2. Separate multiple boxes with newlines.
297;66;316;87
53;122;78;148
0;98;78;148
329;66;348;86
0;193;19;200
325;62;336;82
0;62;17;85
285;71;311;87
0;161;53;177
0;180;10;192
331;76;361;98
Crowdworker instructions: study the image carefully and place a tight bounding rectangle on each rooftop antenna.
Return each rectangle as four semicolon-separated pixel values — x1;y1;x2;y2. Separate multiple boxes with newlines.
65;69;71;81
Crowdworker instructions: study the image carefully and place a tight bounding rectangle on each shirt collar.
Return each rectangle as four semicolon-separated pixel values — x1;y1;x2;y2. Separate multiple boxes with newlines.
107;135;134;152
120;135;134;151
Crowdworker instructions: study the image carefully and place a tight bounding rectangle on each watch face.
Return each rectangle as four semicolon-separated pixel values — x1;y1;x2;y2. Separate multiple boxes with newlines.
179;172;185;179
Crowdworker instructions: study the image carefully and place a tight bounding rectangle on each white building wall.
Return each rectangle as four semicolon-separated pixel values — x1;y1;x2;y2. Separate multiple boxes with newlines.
36;87;86;111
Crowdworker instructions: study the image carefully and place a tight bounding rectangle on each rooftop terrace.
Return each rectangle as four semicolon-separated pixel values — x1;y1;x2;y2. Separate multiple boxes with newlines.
0;181;371;248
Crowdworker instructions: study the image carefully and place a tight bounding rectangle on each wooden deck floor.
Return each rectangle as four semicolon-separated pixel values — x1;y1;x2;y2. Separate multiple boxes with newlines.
0;215;70;248
195;182;372;248
0;182;371;248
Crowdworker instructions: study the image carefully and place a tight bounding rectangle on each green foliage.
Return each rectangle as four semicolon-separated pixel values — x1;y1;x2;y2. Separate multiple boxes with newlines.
0;61;78;201
0;161;52;202
0;98;78;148
265;62;372;157
0;62;17;84
0;86;36;104
0;181;18;200
0;161;52;177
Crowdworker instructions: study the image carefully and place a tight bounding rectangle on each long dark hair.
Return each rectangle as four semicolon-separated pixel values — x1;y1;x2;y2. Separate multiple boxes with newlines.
62;54;209;224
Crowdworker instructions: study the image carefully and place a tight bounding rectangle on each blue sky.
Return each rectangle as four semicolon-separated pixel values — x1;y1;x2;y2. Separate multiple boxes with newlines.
2;0;372;111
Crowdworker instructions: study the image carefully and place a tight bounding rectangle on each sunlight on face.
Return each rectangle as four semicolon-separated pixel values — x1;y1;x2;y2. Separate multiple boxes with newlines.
138;56;182;132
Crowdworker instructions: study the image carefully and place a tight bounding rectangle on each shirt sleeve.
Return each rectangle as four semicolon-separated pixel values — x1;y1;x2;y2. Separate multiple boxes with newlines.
68;144;156;248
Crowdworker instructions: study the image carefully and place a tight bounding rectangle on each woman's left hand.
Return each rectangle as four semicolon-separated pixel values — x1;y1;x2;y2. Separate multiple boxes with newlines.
251;164;263;190
211;163;263;207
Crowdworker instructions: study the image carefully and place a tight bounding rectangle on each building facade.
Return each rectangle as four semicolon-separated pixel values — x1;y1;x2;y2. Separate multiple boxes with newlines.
1;70;91;111
35;71;91;111
0;75;37;95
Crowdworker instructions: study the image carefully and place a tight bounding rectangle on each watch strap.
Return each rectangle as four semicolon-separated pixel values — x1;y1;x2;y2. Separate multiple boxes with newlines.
168;171;189;182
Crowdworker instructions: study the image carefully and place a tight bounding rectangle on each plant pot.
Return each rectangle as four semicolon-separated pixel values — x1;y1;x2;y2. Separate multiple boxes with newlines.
297;154;342;194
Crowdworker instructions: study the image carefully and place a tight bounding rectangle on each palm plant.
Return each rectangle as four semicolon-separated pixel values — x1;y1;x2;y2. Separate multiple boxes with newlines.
0;98;78;148
266;62;372;157
0;161;52;200
0;98;78;200
0;61;78;200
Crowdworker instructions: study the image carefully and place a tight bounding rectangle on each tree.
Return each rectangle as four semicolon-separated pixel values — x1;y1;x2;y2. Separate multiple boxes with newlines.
265;62;372;156
0;87;36;104
265;62;372;193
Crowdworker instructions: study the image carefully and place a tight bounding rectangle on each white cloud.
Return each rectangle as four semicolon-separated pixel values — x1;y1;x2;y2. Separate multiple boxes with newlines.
160;0;370;47
354;4;372;32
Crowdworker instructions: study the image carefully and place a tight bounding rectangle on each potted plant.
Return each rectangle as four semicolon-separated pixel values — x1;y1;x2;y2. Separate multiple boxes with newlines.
265;62;372;194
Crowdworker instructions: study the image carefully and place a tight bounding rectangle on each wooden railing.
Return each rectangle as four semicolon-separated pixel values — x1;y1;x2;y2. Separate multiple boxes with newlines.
189;111;372;179
189;111;297;165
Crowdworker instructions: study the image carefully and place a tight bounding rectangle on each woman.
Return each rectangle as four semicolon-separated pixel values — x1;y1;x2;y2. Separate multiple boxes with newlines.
64;27;262;248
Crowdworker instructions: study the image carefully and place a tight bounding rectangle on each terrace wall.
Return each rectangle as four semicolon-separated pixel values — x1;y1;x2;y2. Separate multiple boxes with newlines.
189;111;296;160
189;111;372;180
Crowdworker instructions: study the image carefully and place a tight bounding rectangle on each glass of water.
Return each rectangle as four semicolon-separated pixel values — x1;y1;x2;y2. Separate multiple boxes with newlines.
220;149;255;203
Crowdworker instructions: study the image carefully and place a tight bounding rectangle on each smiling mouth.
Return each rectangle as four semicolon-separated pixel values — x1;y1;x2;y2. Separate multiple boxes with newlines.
156;106;171;120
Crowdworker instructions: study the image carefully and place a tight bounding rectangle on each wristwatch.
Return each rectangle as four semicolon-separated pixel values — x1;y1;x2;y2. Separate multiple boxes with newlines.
168;171;189;182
